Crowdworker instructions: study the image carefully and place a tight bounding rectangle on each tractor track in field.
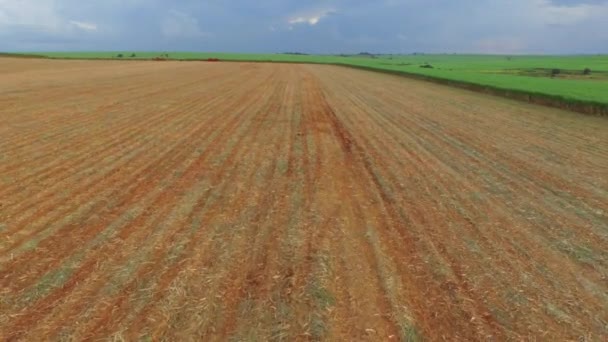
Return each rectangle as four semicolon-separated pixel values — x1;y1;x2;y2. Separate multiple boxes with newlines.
79;68;289;339
0;58;607;340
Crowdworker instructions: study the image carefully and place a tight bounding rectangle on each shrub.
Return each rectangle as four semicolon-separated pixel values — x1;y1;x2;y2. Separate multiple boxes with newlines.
583;68;591;75
551;68;561;77
130;53;136;58
117;54;123;58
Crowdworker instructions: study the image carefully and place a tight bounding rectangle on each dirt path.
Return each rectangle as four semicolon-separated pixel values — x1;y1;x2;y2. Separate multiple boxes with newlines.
0;58;606;340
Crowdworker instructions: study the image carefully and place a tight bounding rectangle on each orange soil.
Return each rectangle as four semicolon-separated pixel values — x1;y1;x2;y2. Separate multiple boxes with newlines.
0;58;607;341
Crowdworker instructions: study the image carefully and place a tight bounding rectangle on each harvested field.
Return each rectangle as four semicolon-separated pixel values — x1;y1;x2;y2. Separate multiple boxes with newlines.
0;58;607;340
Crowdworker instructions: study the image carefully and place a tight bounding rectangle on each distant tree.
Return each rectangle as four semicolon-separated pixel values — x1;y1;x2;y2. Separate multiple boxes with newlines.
130;53;136;58
583;68;592;75
551;68;561;77
117;54;123;58
358;52;376;58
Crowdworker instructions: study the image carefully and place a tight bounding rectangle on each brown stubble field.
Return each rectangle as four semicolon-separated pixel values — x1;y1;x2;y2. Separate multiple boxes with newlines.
0;57;607;341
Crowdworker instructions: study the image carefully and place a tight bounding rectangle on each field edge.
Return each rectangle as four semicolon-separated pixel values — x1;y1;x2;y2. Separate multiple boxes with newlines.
2;52;607;117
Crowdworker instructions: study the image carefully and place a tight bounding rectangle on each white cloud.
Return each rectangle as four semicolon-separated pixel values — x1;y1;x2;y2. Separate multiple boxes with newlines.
161;9;210;38
0;0;61;30
288;9;333;26
289;16;320;25
0;0;99;34
534;0;608;25
69;20;97;31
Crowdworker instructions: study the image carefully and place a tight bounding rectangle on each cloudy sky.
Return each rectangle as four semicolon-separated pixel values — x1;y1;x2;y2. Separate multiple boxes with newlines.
1;0;607;54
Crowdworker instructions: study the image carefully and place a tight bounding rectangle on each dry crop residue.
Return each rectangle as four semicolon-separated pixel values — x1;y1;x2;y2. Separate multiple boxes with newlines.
0;58;606;341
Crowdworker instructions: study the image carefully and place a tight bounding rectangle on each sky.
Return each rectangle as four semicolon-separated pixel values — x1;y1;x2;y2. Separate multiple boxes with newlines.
0;0;607;54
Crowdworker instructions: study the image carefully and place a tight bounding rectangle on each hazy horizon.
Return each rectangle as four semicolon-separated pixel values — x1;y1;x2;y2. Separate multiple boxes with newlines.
10;51;608;57
1;0;607;54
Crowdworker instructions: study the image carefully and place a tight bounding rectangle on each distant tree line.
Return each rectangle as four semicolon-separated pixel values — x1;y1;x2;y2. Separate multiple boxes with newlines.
115;53;171;59
115;53;139;58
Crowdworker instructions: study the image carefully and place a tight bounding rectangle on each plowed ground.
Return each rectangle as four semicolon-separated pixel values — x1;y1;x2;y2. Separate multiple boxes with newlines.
0;58;607;341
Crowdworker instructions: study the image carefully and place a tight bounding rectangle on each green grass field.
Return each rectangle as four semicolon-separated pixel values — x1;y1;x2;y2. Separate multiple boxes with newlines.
19;52;608;109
